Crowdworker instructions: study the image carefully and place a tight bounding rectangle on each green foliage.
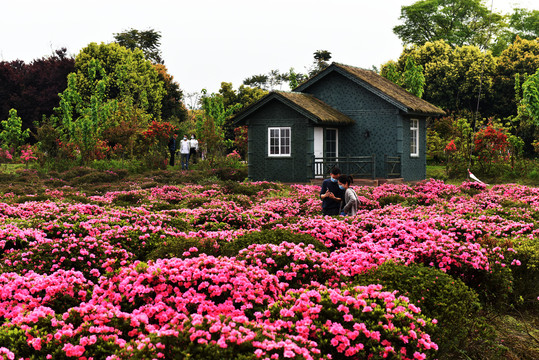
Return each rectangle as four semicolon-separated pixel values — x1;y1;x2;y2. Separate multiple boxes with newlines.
393;0;505;49
288;67;300;89
356;262;492;359
394;40;497;113
113;28;164;64
377;194;407;207
147;236;219;260
510;238;539;309
494;37;539;118
0;109;30;153
74;42;165;118
195;90;243;166
219;229;328;257
57;61;118;163
403;56;426;98
112;192;144;207
308;50;332;76
381;57;425;98
443;116;474;176
492;8;539;55
380;60;402;84
522;68;539;124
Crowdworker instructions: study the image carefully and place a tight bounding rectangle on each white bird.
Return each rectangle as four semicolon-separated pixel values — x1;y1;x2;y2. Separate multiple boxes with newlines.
467;169;485;184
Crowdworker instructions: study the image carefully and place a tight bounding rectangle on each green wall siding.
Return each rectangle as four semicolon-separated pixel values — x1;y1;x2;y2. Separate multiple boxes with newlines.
300;71;427;180
242;71;429;182
246;99;313;182
401;117;427;181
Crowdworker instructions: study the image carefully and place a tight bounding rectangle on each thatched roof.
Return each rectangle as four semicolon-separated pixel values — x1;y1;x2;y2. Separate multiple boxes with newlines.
232;91;354;125
297;62;446;116
274;91;354;125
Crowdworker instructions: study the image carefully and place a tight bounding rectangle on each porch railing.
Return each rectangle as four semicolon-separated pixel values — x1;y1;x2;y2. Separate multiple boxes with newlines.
311;155;376;179
385;155;401;178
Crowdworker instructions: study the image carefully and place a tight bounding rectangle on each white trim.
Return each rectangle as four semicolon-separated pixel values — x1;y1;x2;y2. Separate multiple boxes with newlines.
410;118;419;157
268;127;291;157
314;127;323;158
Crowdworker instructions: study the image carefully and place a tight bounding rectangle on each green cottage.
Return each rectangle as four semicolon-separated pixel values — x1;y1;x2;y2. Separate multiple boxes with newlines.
232;63;445;183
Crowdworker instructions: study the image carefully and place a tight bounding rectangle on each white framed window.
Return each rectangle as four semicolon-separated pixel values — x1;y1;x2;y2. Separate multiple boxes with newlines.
268;127;291;157
325;128;338;158
410;118;419;157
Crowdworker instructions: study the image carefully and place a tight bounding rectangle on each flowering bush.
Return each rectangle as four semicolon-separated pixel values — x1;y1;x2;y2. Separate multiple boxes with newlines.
0;179;536;358
265;284;438;359
357;262;485;357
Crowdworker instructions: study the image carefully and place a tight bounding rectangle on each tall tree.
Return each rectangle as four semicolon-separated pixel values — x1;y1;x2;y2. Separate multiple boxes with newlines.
73;42;165;119
493;36;539;117
243;74;269;89
113;28;164;64
491;8;539;55
522;68;539;125
390;40;496;114
393;0;504;49
309;50;332;76
195;90;242;165
218;82;267;142
154;64;188;122
508;8;539;41
381;57;426;98
0;49;74;135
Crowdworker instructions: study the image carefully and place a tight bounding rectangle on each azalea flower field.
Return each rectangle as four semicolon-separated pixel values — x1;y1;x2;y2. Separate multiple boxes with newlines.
0;178;538;359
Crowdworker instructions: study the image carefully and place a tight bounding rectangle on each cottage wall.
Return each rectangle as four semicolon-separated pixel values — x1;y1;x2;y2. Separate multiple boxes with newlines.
245;99;313;182
299;71;405;178
400;116;427;181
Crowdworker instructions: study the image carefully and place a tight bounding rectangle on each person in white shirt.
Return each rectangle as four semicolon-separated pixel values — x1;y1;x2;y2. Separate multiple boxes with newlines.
179;135;190;170
189;134;199;164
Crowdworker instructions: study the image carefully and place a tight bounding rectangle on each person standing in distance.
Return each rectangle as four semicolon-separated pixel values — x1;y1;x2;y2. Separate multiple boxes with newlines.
320;167;344;216
179;135;190;170
168;134;177;167
189;134;199;164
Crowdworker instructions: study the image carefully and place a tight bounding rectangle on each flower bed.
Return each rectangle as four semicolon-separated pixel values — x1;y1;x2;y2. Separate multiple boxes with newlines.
0;179;537;359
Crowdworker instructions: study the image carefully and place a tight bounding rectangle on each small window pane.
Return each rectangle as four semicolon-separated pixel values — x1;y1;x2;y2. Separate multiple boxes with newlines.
268;127;291;156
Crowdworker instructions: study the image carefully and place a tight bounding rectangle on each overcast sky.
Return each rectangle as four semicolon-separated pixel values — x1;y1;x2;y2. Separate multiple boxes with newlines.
1;0;537;97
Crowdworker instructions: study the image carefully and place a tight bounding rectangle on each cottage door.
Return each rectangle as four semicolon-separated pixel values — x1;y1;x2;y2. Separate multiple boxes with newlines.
313;127;324;178
313;127;338;178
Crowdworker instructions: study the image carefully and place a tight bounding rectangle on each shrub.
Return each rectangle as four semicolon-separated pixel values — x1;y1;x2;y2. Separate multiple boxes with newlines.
1;236;131;281
112;192;144;207
70;170;121;185
267;283;438;359
377;194;406;207
219;229;328;257
58;166;96;180
146;236;219;260
356;262;493;359
211;167;247;181
510;238;539;310
113;314;317;360
235;242;341;289
221;180;260;196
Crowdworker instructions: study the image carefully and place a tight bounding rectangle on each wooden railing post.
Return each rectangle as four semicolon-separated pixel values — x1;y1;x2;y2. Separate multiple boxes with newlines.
372;154;376;180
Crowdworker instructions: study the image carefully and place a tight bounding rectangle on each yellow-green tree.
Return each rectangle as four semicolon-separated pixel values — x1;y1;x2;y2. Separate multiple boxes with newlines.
493;37;539;118
73;42;165;119
0;109;30;153
392;40;496;113
54;43;166;163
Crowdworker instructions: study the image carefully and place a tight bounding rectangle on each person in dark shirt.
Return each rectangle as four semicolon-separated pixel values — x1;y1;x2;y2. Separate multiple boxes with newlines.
320;167;345;216
168;135;176;167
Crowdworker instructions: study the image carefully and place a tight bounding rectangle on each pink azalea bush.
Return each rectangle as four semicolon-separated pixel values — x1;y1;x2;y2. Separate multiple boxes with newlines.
0;179;536;358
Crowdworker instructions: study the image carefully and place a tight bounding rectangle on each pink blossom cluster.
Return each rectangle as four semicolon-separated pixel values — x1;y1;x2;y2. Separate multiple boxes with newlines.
0;179;536;358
